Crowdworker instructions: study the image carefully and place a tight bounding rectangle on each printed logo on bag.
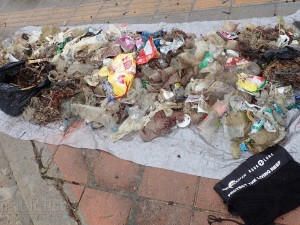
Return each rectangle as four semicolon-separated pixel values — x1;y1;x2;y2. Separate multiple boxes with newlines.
248;153;274;173
222;174;246;191
214;147;291;202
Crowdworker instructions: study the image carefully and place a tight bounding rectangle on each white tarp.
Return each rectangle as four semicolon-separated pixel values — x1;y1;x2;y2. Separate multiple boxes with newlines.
1;11;300;179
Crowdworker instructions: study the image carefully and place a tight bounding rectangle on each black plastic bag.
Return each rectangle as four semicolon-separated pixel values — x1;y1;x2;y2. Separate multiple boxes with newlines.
214;145;300;225
0;62;51;117
0;61;25;83
262;46;300;62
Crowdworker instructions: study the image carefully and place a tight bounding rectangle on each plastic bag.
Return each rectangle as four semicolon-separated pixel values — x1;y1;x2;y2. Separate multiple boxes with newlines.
115;35;135;52
176;52;197;69
236;73;266;94
0;80;51;117
67;61;95;75
139;110;184;142
136;37;160;65
108;53;136;98
262;46;300;61
199;52;214;69
61;32;108;60
84;70;101;86
226;58;261;76
105;24;127;40
160;37;185;54
38;26;61;43
70;103;118;132
140;29;166;43
0;61;25;83
0;62;51;116
196;109;219;141
216;31;238;40
208;81;235;102
225;111;251;140
225;40;238;50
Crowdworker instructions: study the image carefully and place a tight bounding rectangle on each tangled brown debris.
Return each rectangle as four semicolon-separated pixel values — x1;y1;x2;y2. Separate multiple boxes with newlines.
22;81;79;124
12;66;47;88
263;57;300;88
237;26;279;57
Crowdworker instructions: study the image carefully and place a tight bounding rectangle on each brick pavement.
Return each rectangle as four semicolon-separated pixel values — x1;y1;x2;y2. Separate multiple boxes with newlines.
0;0;299;29
41;144;299;225
1;0;300;224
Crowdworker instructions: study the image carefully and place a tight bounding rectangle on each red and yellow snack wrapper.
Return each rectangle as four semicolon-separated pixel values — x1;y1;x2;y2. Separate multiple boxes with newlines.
107;53;136;98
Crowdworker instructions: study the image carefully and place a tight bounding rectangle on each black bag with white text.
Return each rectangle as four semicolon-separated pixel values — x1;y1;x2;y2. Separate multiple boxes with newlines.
214;145;300;225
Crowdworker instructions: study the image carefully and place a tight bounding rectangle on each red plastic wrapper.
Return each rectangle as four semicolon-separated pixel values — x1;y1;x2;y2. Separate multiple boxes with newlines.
136;36;160;65
225;57;250;67
217;31;238;40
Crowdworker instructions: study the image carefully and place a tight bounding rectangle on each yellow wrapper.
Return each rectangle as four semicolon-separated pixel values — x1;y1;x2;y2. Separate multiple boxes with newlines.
108;53;136;98
236;73;266;93
98;66;110;77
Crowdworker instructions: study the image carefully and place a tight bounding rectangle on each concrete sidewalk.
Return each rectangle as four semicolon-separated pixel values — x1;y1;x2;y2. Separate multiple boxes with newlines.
0;0;299;38
0;0;300;225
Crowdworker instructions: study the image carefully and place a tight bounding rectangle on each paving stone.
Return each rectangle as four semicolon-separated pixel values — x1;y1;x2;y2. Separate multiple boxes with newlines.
135;199;192;225
0;0;10;12
234;0;272;7
191;210;243;225
94;151;140;193
126;0;159;17
0;132;77;225
69;2;102;24
195;177;228;214
33;142;58;168
193;0;228;10
152;12;189;23
275;207;300;225
63;183;85;205
35;0;61;9
96;0;130;21
229;4;276;20
139;167;197;205
94;15;153;24
275;2;300;16
188;9;227;22
78;188;132;225
158;0;193;13
53;145;90;184
59;0;81;7
1;0;41;13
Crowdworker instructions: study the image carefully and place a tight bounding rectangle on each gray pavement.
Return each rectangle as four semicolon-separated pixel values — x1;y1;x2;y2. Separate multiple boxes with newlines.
0;132;78;225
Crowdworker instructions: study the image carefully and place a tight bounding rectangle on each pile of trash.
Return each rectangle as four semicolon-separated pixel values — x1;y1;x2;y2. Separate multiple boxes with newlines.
0;19;299;160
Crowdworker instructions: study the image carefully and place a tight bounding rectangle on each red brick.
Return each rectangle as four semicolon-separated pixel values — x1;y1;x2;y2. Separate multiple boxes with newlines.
195;177;228;214
94;151;140;193
139;167;198;205
53;145;90;184
159;0;193;13
191;210;243;225
193;0;224;10
135;199;192;225
63;183;85;204
78;188;132;225
275;207;300;225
